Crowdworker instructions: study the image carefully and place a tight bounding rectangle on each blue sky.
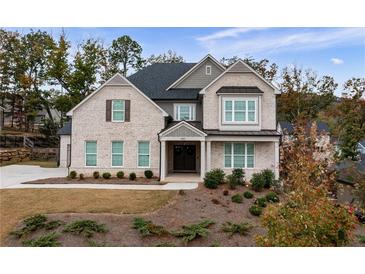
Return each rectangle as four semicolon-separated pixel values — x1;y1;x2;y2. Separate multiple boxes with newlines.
7;27;365;94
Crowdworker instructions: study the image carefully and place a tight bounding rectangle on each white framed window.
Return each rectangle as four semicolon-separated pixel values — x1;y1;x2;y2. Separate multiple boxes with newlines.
111;141;124;167
112;100;125;122
224;143;255;168
223;97;257;124
206;65;212;75
85;141;97;166
138;141;150;168
174;104;196;121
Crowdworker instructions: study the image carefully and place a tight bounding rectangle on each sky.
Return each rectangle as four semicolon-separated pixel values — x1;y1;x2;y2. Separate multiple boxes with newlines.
6;27;365;95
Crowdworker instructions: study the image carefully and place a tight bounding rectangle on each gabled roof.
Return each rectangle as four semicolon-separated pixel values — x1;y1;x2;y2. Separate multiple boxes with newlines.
159;120;207;138
66;73;168;117
200;59;280;95
57;120;72;135
278;121;330;135
165;54;226;91
128;63;199;100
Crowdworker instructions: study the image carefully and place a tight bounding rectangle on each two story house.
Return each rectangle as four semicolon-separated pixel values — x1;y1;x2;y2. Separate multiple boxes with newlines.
58;55;281;181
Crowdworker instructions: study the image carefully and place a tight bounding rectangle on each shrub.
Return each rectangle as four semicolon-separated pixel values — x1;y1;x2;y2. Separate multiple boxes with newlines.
226;174;239;189
133;218;168;237
231;194;243;203
210;241;221;247
10;214;47;238
358;235;365;243
102;172;111;179
204;177;218;189
255;197;267;208
129;172;137;181
172;219;215;244
69;170;77;179
144;170;153;179
266;192;280;203
204;169;225;189
63;220;107;238
116;171;124;179
251;173;265;192
222;222;252;236
45;220;63;230
22;233;61;247
154;242;176;247
261;169;275;188
249;205;263;216
93;171;100;179
223;190;229;196
243;191;254;199
232;168;245;185
79;173;84;180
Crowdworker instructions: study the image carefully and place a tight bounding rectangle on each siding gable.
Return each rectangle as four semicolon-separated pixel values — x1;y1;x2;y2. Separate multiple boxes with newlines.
175;59;223;89
164;124;202;138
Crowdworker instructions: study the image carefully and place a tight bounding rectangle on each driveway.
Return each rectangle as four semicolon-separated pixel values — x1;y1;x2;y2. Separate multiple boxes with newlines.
0;165;68;189
0;165;198;190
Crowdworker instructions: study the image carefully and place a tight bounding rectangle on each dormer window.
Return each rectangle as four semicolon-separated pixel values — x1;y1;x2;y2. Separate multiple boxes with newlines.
174;104;196;121
205;65;212;75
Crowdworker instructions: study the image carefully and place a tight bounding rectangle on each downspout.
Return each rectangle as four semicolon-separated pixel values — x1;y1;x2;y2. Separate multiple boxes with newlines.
158;133;161;181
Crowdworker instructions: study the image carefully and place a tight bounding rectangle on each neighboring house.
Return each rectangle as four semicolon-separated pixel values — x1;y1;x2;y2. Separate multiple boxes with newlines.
277;120;333;161
0;106;4;130
57;54;281;181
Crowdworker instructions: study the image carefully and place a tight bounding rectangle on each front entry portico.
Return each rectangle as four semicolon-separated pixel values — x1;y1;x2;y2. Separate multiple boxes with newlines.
159;121;207;181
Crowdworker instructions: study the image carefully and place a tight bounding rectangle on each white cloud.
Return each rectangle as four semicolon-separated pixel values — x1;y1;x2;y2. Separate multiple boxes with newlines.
330;58;344;65
196;28;365;56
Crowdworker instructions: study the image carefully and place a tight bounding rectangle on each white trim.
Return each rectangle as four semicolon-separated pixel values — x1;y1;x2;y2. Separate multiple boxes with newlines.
165;54;225;91
67;73;168;117
207;136;280;142
173;103;196;121
111;100;125;122
205;65;212;75
137;140;151;168
159;120;207;138
222;97;258;124
111;141;124;168
85;140;97;167
223;142;255;169
200;59;280;95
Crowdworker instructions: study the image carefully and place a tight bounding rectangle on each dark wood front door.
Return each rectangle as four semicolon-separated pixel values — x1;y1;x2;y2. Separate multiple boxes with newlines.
173;145;196;172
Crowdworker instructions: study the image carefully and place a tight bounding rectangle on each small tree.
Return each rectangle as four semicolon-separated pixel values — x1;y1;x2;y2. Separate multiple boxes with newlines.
257;121;356;247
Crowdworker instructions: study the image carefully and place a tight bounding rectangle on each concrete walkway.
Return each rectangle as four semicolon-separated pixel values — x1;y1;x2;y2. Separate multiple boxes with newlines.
0;164;198;190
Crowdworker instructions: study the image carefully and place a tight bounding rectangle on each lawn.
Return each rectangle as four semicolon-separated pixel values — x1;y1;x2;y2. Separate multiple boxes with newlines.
0;188;176;246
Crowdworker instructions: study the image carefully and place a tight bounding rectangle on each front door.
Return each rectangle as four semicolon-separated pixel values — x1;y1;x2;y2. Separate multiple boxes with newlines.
173;145;196;172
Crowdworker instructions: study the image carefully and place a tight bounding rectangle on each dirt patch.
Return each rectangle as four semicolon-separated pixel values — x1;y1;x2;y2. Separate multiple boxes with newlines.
22;177;166;185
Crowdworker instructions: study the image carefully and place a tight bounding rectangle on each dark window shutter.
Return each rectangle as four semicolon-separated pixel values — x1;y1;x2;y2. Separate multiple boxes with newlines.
125;100;131;122
106;100;112;122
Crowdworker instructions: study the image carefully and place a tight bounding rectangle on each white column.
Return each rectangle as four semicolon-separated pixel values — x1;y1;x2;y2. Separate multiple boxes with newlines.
200;140;206;180
160;140;166;181
206;141;211;172
274;141;279;180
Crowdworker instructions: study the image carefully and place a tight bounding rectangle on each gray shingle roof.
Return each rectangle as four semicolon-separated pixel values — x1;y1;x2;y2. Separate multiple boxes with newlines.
279;121;329;134
216;86;264;94
128;63;199;100
57;120;71;135
204;129;281;136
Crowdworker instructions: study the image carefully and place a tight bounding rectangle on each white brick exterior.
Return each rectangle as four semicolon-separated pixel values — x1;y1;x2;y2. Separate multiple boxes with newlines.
70;85;165;177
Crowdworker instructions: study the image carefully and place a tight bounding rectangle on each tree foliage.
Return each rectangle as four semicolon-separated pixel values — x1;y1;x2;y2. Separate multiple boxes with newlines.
145;50;184;66
257;122;356;247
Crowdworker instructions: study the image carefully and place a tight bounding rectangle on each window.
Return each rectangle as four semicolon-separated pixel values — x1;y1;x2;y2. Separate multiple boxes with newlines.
111;141;124;167
224;143;255;168
138;141;150;167
223;98;257;123
174;104;196;121
112;100;125;122
85;141;97;166
206;65;212;75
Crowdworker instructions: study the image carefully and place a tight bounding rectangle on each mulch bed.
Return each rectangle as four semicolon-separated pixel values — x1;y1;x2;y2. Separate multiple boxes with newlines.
5;184;365;247
22;177;166;185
